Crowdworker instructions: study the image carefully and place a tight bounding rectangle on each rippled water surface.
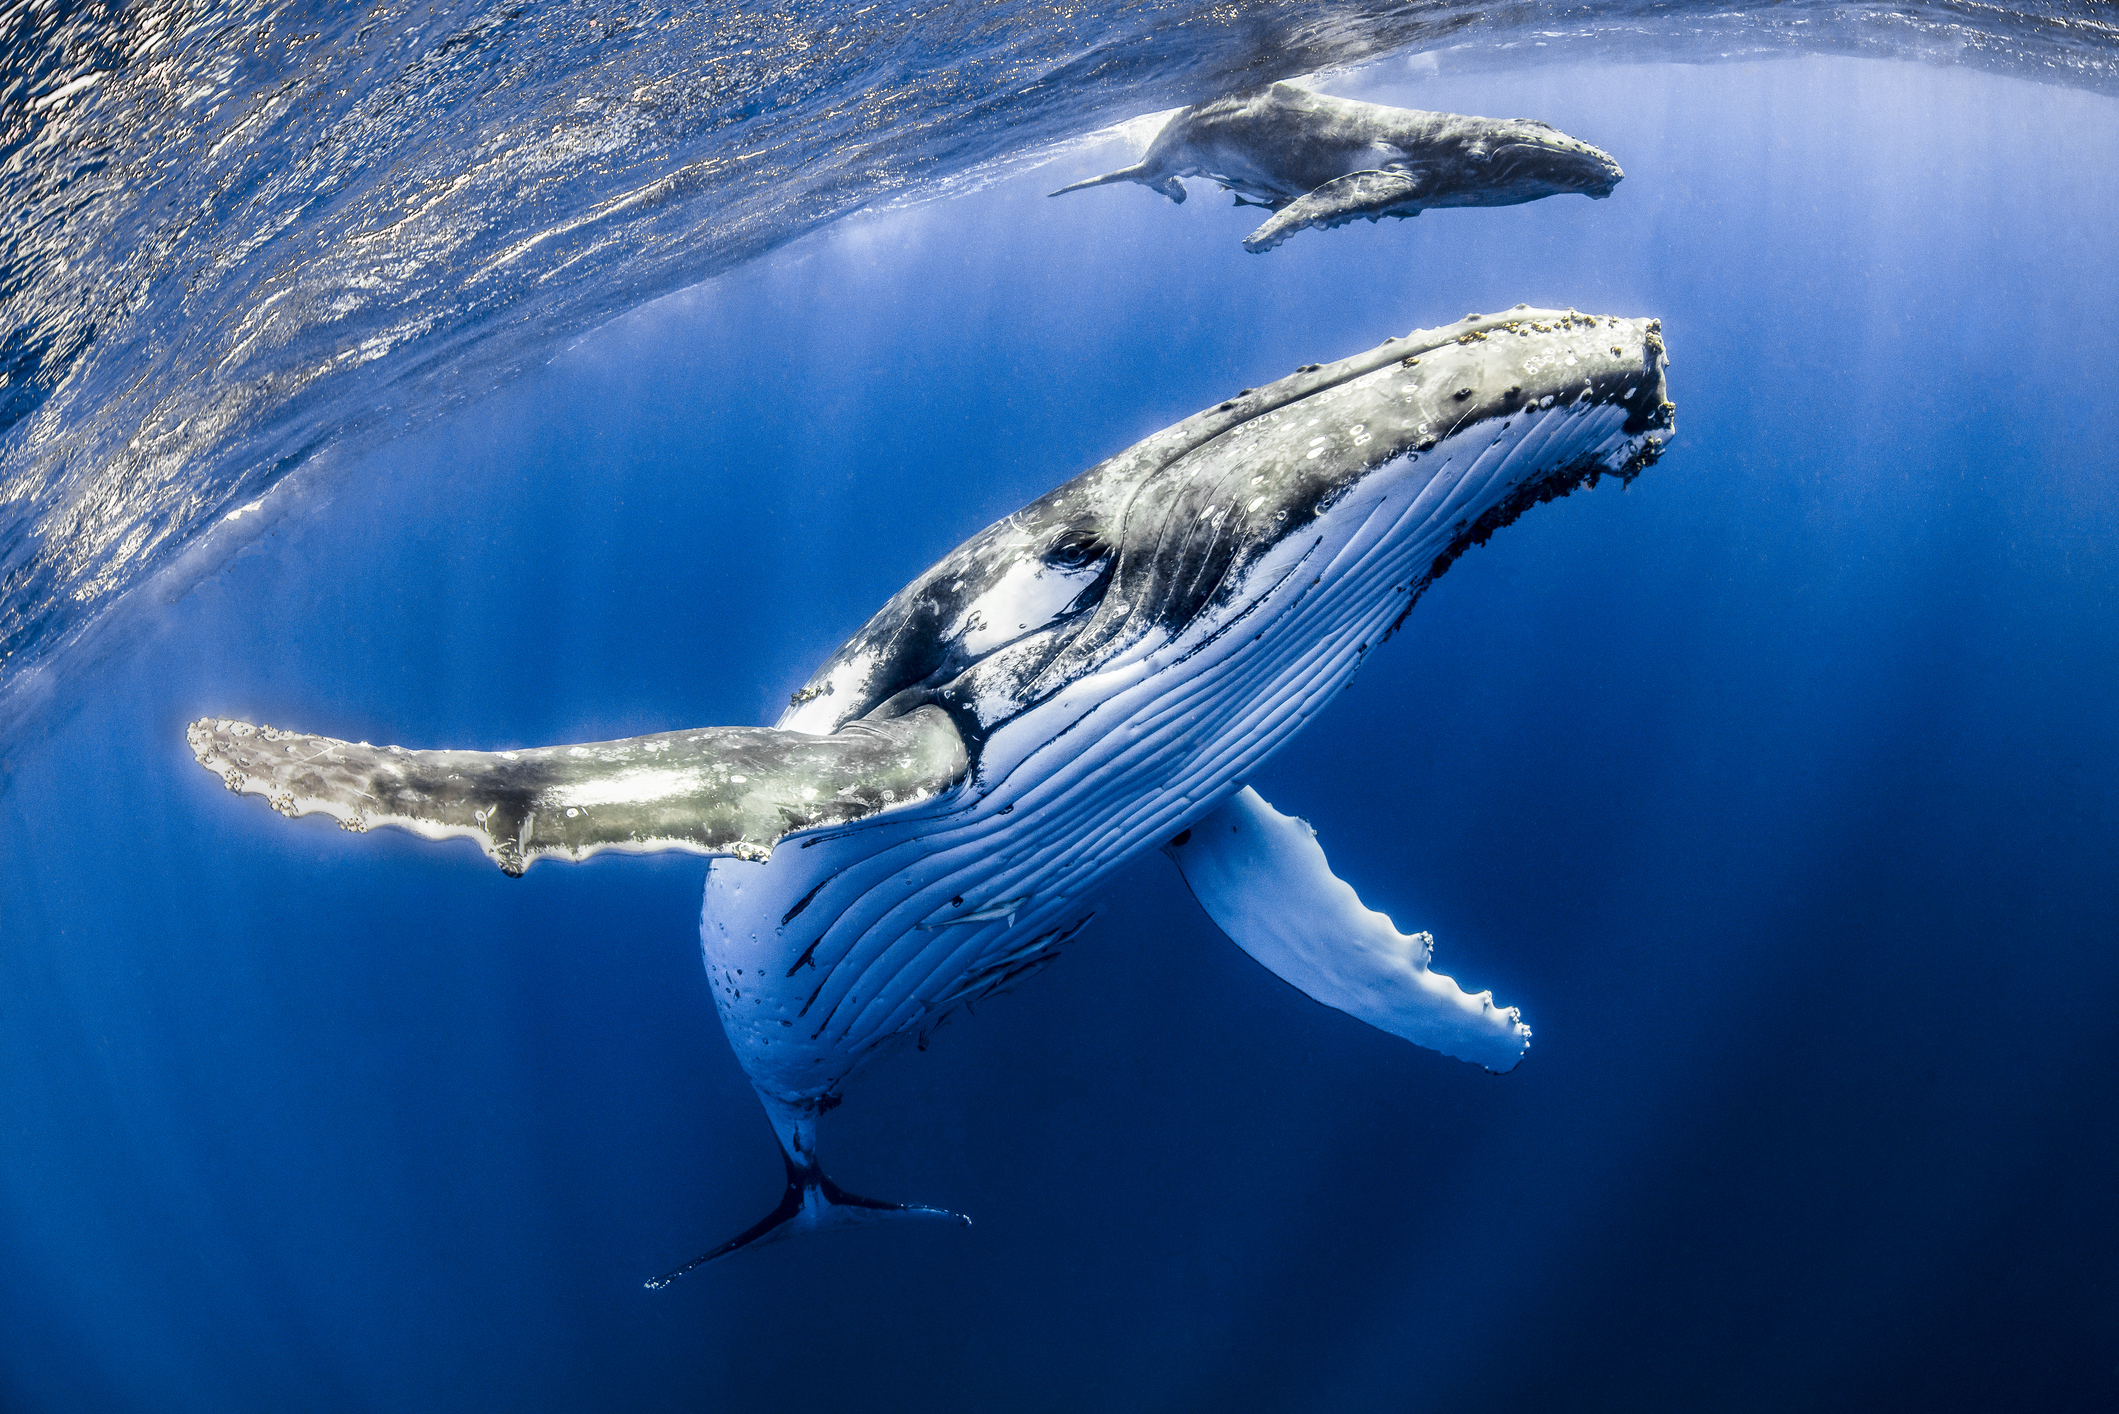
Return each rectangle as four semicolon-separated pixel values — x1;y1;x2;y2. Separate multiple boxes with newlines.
3;5;2119;1411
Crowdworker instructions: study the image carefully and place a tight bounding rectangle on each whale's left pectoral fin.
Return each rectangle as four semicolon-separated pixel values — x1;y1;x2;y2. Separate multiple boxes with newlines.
1241;170;1423;253
1163;787;1530;1072
185;707;967;876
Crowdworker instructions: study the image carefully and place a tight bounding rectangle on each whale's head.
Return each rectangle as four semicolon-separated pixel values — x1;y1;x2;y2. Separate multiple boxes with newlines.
780;308;1672;770
1431;116;1624;205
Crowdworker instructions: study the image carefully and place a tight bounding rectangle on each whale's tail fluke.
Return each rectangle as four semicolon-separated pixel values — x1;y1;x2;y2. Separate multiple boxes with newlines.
646;1114;968;1288
1047;165;1186;203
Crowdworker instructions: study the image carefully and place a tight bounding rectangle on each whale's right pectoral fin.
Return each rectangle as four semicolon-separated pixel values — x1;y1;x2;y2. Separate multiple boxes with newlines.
1163;786;1530;1073
1241;169;1423;252
185;706;967;876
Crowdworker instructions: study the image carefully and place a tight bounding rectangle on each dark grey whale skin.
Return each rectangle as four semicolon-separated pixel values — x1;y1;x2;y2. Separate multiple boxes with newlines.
1050;83;1623;251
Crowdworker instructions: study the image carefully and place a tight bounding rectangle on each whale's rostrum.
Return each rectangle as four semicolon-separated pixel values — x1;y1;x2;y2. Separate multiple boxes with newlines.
187;305;1675;1282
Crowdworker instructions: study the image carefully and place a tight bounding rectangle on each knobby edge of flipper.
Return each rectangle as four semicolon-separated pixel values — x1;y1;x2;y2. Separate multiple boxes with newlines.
1241;169;1423;253
1047;164;1186;203
185;707;967;875
645;1147;970;1289
1164;785;1531;1072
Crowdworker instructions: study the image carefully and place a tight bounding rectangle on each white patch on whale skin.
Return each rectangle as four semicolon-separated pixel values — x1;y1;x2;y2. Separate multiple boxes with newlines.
547;765;719;809
948;556;1102;656
779;649;877;734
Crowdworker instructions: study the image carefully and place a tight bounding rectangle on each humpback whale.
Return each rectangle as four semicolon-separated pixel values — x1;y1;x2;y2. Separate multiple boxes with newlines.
1050;84;1623;252
188;305;1674;1283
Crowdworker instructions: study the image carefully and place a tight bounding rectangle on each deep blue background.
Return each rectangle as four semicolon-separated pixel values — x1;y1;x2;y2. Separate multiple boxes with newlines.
4;56;2117;1410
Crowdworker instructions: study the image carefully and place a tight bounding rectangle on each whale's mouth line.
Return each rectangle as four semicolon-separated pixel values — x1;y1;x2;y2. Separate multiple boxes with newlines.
1412;436;1666;626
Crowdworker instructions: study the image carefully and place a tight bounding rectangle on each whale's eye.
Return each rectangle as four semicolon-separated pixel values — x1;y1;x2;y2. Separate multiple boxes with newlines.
1043;528;1107;571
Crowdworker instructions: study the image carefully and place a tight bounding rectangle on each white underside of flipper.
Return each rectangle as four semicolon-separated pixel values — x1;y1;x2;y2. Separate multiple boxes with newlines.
1165;786;1530;1072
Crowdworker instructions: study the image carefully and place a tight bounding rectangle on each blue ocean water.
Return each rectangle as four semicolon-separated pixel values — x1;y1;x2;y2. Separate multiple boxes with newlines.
3;36;2118;1414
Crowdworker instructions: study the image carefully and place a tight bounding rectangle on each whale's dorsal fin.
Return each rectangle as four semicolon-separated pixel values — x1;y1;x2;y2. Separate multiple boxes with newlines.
1048;164;1186;204
1163;786;1530;1072
186;707;967;875
1241;169;1423;253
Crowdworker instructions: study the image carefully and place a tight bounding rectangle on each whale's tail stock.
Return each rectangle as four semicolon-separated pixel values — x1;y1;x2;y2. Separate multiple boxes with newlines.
645;1109;968;1288
1047;164;1187;203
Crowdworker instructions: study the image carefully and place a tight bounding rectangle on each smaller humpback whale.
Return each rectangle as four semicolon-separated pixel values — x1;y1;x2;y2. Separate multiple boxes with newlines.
1050;83;1623;252
188;305;1674;1282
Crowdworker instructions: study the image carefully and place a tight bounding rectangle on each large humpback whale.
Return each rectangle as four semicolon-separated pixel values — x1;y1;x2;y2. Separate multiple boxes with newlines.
188;305;1674;1283
1050;84;1623;252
